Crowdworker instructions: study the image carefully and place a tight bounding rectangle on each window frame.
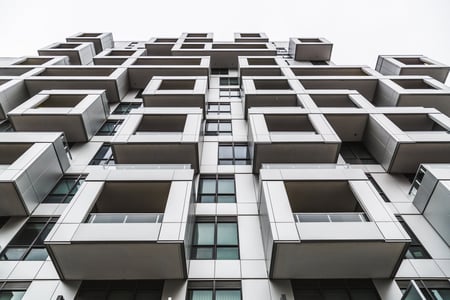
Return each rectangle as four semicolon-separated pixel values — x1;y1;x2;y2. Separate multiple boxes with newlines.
218;143;251;165
397;216;431;259
96;119;124;136
112;102;142;115
207;102;231;114
187;281;242;300
205;119;232;136
340;142;378;164
89;144;115;165
42;174;87;204
0;281;30;300
197;175;236;203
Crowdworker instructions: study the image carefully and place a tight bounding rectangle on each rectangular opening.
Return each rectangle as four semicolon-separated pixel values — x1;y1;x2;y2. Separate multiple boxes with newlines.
247;58;277;65
299;38;322;43
180;44;205;49
212;44;268;49
107;50;136;56
0;143;33;164
291;67;368;76
132;58;202;65
253;79;291;90
14;58;52;65
392;79;436;89
52;43;80;49
187;34;208;37
264;114;316;132
241;33;261;38
310;94;357;107
158;79;196;90
325;114;368;141
185;38;210;42
78;33;102;37
36;95;86;108
136;115;187;132
154;38;178;43
242;68;283;76
0;68;33;76
340;142;378;164
395;57;429;65
37;67;115;77
94;58;128;65
385;114;447;131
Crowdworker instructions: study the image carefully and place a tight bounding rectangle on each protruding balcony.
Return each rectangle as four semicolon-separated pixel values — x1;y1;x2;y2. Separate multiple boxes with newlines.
0;132;70;216
234;32;269;43
66;32;114;54
111;107;202;173
238;56;286;77
288;38;333;61
146;38;179;56
248;108;340;173
45;169;194;280
259;167;410;279
38;42;96;65
11;56;68;66
8;90;109;142
0;79;29;120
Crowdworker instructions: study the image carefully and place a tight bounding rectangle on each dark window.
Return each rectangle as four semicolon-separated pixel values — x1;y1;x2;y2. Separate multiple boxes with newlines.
208;103;231;114
211;69;229;75
218;143;251;165
311;61;329;65
219;77;239;86
198;175;236;203
187;281;242;300
135;89;144;99
340;142;377;164
292;279;381;300
205;120;232;136
89;144;115;165
112;102;141;115
42;174;86;204
96;119;123;136
366;174;390;202
191;217;239;260
219;88;240;98
397;217;431;259
0;218;57;261
75;280;163;300
397;280;450;300
0;120;14;132
0;281;30;300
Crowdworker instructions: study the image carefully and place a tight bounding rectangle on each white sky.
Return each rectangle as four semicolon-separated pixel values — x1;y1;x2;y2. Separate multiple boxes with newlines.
1;0;450;83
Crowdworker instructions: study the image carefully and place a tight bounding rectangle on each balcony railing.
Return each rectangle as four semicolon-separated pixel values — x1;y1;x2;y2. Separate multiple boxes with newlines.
294;212;369;223
86;213;163;223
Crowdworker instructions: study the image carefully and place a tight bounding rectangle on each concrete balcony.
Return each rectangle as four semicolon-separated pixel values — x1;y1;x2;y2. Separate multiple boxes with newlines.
238;56;287;77
259;167;410;279
376;55;450;83
25;66;129;103
374;76;450;116
45;169;194;280
0;132;70;216
66;32;114;54
234;32;269;43
8;90;109;142
298;90;374;109
142;76;207;114
248;107;340;173
127;56;210;89
0;66;42;78
11;56;68;66
180;32;214;42
38;42;96;65
111;107;202;173
288;38;333;61
146;38;179;56
0;79;29;120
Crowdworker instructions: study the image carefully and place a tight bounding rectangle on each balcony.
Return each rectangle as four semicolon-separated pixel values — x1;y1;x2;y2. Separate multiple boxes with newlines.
238;56;286;77
45;169;194;280
11;56;68;66
288;38;333;61
259;167;410;278
299;91;372;109
111;107;202;173
66;32;114;54
38;42;96;65
8;90;109;142
145;38;179;56
25;66;129;103
376;55;450;83
234;32;269;43
127;56;210;89
248;108;340;173
0;79;29;120
0;132;70;216
142;76;207;114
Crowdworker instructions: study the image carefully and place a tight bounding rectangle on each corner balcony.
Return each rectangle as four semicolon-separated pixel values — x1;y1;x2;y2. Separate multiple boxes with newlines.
25;66;129;103
11;56;68;66
374;76;450;116
8;90;109;142
38;42;96;65
248;108;340;173
259;167;410;279
288;38;333;61
0;79;29;120
111;107;202;173
127;56;210;89
142;76;207;114
45;169;194;280
0;132;70;216
66;32;114;54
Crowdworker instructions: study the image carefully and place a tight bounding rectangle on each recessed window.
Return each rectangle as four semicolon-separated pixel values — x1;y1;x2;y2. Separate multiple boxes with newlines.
0;120;14;132
112;102;141;115
187;281;242;300
89;144;115;165
192;217;239;260
96;120;124;136
42;174;86;204
208;102;231;114
0;281;30;300
397;217;431;259
198;175;236;203
205;120;232;136
219;88;240;98
219;77;239;86
340;142;377;164
218;143;251;165
0;217;57;261
75;280;163;300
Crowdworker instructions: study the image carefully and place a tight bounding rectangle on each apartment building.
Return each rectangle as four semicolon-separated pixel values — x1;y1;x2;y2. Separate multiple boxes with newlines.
0;32;449;300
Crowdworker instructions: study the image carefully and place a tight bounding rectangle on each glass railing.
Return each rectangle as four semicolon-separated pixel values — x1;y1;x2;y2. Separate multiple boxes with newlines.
86;213;163;224
294;212;369;223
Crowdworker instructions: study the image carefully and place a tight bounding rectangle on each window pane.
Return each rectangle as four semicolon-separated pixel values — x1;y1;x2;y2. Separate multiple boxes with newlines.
199;196;215;203
218;160;233;165
233;146;248;159
24;248;48;261
219;123;231;132
206;122;218;132
200;179;216;194
193;223;215;245
43;195;65;203
217;196;236;203
0;291;26;300
216;247;239;260
35;223;55;246
431;289;450;300
51;179;76;194
10;223;45;246
192;247;214;259
0;248;27;260
217;223;238;245
219;105;231;112
190;290;213;300
217;179;235;194
218;146;233;159
208;105;219;112
216;290;241;300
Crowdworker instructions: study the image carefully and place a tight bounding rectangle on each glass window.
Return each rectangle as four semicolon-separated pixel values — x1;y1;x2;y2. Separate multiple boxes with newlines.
96;120;123;136
292;279;380;300
112;102;141;115
0;282;30;300
43;174;86;204
207;103;231;114
89;144;115;165
198;175;236;203
0;218;57;261
340;142;378;164
205;120;232;136
218;143;251;165
219;88;240;98
219;77;239;86
366;174;390;202
0;120;14;132
192;218;239;260
397;217;431;259
397;280;450;300
187;281;241;300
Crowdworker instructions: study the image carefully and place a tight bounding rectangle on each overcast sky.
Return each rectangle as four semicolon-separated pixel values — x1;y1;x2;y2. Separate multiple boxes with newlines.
1;0;450;82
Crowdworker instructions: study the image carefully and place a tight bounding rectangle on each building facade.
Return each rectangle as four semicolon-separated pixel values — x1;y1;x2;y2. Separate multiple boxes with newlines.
0;32;449;300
